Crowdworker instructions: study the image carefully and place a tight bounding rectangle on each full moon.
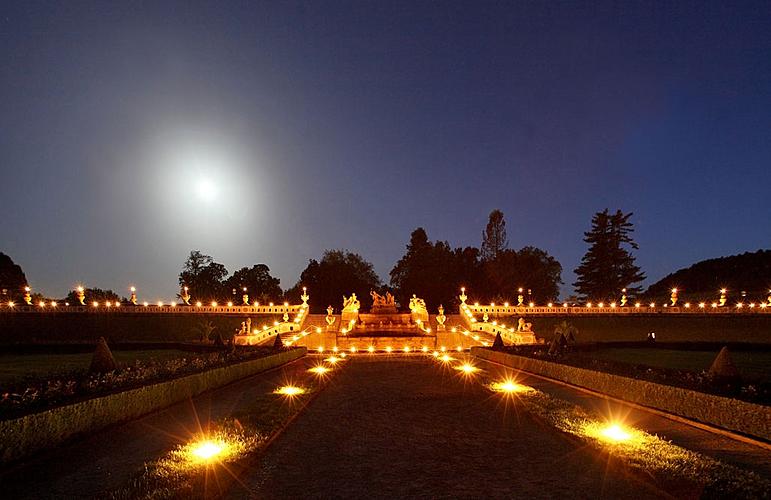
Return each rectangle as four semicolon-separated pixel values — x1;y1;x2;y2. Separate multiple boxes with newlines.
196;178;218;202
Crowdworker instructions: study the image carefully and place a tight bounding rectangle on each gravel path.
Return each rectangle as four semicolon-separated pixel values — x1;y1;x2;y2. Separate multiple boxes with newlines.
231;356;662;499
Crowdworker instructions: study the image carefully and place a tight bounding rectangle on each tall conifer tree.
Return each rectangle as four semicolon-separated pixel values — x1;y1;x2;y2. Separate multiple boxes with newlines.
481;209;509;261
573;209;645;300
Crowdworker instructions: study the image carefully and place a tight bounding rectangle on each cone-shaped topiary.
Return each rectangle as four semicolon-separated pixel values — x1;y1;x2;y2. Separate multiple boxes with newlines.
89;337;117;373
708;346;741;381
492;332;504;349
548;333;566;356
273;333;284;349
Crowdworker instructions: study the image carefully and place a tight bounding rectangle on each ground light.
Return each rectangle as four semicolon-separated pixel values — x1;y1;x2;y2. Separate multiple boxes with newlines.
454;362;479;375
439;354;454;363
274;385;305;397
324;356;343;364
581;421;642;447
600;424;631;442
190;440;226;462
489;379;532;394
176;436;239;467
308;365;330;375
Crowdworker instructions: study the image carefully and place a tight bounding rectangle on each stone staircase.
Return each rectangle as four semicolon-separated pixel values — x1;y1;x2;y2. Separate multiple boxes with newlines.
303;313;335;331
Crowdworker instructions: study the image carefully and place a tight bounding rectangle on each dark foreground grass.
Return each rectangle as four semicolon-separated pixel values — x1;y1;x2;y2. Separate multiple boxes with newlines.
579;348;771;383
0;350;190;385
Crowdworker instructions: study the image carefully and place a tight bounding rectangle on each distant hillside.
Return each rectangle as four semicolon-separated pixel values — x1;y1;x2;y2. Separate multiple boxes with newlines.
645;249;771;301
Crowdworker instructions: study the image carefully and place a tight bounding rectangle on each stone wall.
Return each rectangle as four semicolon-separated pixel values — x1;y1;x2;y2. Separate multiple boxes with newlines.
471;347;771;441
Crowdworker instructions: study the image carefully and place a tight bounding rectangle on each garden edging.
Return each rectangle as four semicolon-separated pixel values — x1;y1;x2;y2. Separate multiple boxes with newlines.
471;347;771;441
0;348;306;466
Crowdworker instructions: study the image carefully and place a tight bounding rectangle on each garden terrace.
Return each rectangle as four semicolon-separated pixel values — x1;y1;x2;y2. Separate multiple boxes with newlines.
492;343;771;406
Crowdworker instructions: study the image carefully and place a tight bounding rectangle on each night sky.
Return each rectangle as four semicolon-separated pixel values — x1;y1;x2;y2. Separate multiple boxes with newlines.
1;1;770;301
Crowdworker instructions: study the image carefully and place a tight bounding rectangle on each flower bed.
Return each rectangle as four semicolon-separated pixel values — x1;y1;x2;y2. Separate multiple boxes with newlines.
477;373;771;497
0;346;282;420
107;356;340;498
473;347;771;441
496;344;770;406
0;348;305;466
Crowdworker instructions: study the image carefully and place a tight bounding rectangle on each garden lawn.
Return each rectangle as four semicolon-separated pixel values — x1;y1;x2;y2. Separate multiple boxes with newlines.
0;350;190;386
579;348;771;383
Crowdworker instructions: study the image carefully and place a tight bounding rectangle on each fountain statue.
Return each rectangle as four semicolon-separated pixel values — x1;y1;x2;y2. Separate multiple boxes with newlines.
342;293;360;324
409;294;429;324
459;287;467;304
435;304;447;331
517;317;533;332
370;290;397;314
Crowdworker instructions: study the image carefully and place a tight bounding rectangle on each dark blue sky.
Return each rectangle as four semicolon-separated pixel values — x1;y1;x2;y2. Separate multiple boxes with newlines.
1;1;769;301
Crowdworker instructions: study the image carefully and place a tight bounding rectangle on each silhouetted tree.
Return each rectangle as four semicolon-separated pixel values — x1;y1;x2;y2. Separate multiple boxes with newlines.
452;246;483;296
644;249;771;302
224;264;282;304
390;229;461;309
64;287;121;304
573;209;645;301
480;209;509;261
512;246;563;302
179;250;228;302
288;250;381;313
482;248;519;300
390;224;562;307
0;252;28;301
480;247;562;303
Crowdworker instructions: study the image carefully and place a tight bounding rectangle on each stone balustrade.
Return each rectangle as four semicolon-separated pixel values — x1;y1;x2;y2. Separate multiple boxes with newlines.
0;303;306;315
461;303;771;316
456;310;537;345
233;304;309;345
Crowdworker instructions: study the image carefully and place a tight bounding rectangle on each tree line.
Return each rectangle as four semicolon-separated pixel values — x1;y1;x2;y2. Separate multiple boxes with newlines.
173;208;644;312
1;209;651;308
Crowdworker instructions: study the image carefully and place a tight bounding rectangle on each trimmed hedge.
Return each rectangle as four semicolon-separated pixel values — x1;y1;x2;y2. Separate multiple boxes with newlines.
0;348;305;466
521;315;771;344
0;312;280;344
471;347;771;442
